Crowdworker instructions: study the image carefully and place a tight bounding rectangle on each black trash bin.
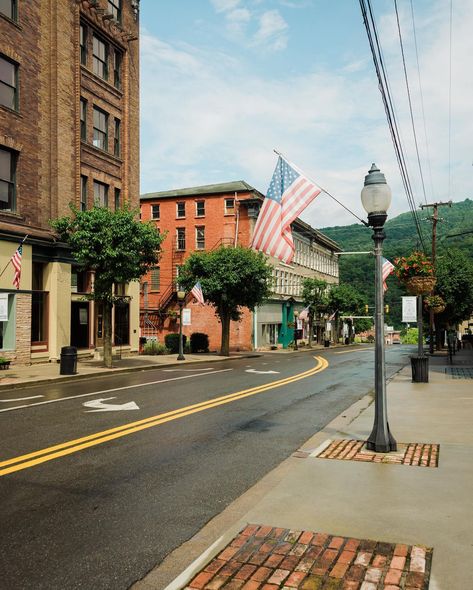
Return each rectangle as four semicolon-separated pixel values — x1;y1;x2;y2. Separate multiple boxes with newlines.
411;356;429;383
60;346;77;375
324;340;330;348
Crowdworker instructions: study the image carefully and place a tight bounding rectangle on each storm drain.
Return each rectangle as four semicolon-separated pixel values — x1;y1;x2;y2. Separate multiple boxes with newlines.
445;367;473;379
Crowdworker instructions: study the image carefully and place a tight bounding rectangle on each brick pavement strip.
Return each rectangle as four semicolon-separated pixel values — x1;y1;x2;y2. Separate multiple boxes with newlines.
314;440;440;468
185;525;432;589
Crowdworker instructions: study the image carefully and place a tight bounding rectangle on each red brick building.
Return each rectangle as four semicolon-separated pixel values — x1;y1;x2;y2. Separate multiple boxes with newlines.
0;0;140;363
140;181;341;352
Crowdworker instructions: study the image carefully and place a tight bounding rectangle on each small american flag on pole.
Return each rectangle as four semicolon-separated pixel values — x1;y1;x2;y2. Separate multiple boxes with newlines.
382;257;395;292
251;156;322;264
11;244;23;290
298;306;310;321
191;281;205;305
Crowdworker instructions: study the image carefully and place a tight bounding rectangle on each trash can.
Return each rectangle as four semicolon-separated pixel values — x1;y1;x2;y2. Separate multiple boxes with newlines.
411;356;429;383
60;346;77;375
324;340;330;348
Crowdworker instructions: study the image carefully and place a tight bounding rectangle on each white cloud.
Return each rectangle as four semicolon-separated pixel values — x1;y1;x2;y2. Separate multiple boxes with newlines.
225;8;252;35
210;0;241;13
252;10;288;50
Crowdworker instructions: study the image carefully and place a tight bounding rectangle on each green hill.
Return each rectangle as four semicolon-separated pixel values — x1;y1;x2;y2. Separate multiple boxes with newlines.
319;199;473;328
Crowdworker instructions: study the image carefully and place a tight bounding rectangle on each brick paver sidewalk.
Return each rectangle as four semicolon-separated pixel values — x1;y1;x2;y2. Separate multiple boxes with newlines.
186;525;432;590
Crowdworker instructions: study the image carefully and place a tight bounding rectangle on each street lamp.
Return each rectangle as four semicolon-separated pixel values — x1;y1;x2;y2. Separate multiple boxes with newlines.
361;163;397;453
177;290;186;361
293;310;299;350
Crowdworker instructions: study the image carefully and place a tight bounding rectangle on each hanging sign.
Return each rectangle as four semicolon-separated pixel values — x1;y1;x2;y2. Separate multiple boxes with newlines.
0;294;8;322
402;296;417;323
182;308;191;326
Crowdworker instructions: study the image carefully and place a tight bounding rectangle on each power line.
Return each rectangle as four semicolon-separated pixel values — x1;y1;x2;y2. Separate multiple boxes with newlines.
448;0;453;200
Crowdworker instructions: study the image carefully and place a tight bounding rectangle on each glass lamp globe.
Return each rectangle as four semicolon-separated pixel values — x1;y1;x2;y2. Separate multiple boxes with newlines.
360;163;392;215
177;290;186;300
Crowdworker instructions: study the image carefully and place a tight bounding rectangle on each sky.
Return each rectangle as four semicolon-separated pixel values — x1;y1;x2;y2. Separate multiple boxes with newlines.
139;0;473;229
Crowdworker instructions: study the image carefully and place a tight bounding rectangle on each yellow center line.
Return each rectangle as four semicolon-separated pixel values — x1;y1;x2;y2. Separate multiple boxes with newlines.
0;356;329;477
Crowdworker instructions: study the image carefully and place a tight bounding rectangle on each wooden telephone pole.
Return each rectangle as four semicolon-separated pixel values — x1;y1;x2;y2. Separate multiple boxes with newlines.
419;201;452;353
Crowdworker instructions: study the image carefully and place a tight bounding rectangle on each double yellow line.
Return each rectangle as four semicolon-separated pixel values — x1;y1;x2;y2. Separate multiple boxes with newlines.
0;356;328;477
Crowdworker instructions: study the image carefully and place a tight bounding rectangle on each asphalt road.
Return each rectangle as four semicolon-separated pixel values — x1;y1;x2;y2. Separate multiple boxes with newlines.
0;345;412;590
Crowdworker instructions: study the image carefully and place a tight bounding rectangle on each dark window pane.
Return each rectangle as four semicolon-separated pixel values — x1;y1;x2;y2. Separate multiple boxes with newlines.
0;149;10;180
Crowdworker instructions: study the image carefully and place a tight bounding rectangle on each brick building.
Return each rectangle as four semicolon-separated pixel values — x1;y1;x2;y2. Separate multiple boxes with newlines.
140;181;340;352
0;0;140;364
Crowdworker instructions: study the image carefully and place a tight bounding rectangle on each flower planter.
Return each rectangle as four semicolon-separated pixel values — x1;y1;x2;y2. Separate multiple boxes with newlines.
405;276;436;295
431;305;445;314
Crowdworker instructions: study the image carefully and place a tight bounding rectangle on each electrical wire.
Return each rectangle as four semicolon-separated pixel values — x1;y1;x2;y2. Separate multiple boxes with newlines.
448;0;453;200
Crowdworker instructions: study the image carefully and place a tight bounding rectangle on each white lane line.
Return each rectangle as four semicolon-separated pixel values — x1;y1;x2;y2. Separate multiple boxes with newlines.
162;368;213;372
334;348;374;355
0;395;44;403
0;369;233;413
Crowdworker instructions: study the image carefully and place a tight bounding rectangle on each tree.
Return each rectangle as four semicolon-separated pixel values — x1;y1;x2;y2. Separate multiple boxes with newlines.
302;277;328;346
178;246;272;356
52;206;164;368
327;283;365;343
435;248;473;327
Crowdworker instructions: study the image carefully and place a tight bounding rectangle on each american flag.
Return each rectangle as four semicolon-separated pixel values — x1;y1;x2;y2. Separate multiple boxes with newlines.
298;306;310;321
382;257;395;292
191;281;205;305
11;244;22;289
251;156;322;263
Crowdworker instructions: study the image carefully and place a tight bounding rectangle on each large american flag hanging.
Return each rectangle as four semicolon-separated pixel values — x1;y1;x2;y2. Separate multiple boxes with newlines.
251;156;322;264
382;257;395;292
191;281;205;305
11;244;23;290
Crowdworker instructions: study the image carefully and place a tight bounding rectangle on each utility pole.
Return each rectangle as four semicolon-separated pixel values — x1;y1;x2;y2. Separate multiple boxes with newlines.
420;201;452;354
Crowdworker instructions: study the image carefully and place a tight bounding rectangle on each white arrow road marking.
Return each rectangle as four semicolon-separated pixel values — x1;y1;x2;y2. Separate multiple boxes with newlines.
245;369;280;374
83;397;140;412
0;395;44;403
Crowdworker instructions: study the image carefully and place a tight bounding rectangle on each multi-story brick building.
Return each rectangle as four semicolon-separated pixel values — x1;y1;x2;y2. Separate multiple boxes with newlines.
0;0;140;364
140;181;340;351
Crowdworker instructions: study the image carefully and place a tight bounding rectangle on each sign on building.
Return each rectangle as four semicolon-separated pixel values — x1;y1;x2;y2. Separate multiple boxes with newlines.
182;308;191;326
0;294;8;322
402;296;417;323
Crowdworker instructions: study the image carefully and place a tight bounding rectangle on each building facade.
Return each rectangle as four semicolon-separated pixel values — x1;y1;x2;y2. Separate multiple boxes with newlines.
0;0;140;364
140;181;340;352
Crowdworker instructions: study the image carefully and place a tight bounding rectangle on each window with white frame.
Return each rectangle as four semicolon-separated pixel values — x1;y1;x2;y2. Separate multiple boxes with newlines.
176;227;186;250
176;201;185;218
195;200;205;217
151;204;160;220
195;226;205;249
224;198;235;215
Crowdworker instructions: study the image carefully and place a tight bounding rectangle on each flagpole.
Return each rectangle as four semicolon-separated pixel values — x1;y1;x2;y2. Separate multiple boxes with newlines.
273;149;369;227
0;234;28;281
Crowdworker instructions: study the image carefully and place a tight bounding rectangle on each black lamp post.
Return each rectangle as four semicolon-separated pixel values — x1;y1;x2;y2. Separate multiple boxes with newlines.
361;164;397;453
293;310;299;350
177;290;186;361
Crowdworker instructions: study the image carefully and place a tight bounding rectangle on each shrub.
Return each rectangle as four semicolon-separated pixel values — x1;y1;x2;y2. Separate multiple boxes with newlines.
143;341;170;355
190;332;209;353
165;333;187;353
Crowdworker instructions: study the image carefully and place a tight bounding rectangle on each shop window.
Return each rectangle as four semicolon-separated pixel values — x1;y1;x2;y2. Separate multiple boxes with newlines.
0;294;15;350
114;302;129;346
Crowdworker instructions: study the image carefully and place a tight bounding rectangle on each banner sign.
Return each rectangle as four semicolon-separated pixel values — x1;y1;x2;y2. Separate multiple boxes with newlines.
182;308;191;326
402;296;417;323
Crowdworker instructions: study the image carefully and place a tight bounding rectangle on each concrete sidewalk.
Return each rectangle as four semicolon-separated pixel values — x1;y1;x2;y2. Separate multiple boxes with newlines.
135;348;473;590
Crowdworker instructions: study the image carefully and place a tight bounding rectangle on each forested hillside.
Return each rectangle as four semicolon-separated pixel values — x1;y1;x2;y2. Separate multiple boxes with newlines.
320;199;473;328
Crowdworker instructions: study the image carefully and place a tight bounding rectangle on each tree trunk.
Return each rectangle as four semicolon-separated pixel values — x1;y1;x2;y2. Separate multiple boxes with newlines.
335;314;339;344
308;312;313;347
220;310;231;356
103;301;113;368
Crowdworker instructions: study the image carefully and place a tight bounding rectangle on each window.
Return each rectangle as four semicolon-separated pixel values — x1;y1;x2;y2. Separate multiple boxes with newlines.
0;0;17;21
0;146;16;211
80;98;87;140
93;107;108;150
195;200;205;217
93;180;108;207
80;24;87;66
151;204;160;220
224;198;235;215
150;267;160;291
114;187;120;210
92;35;108;80
176;228;186;250
107;0;121;22
176;202;185;218
114;118;120;156
196;226;205;250
113;49;122;89
80;175;87;211
0;55;18;110
71;268;88;293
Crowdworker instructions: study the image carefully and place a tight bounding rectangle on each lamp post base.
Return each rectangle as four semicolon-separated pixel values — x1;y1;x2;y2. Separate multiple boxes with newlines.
366;427;397;453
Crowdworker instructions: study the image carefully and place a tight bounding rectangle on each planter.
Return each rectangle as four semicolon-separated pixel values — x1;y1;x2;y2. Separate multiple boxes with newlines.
405;276;436;295
430;305;445;314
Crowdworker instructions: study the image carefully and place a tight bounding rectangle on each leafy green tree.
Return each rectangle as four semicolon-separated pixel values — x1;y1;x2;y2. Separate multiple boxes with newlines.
51;206;164;368
327;283;365;343
178;246;272;356
435;248;473;327
302;277;328;346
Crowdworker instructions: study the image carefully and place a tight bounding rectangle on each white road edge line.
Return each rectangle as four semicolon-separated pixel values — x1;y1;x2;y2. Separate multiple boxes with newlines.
163;534;226;590
0;395;44;403
309;438;333;457
0;369;233;414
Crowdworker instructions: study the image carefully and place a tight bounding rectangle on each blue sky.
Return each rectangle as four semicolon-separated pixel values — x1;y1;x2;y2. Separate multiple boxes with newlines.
140;0;473;228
